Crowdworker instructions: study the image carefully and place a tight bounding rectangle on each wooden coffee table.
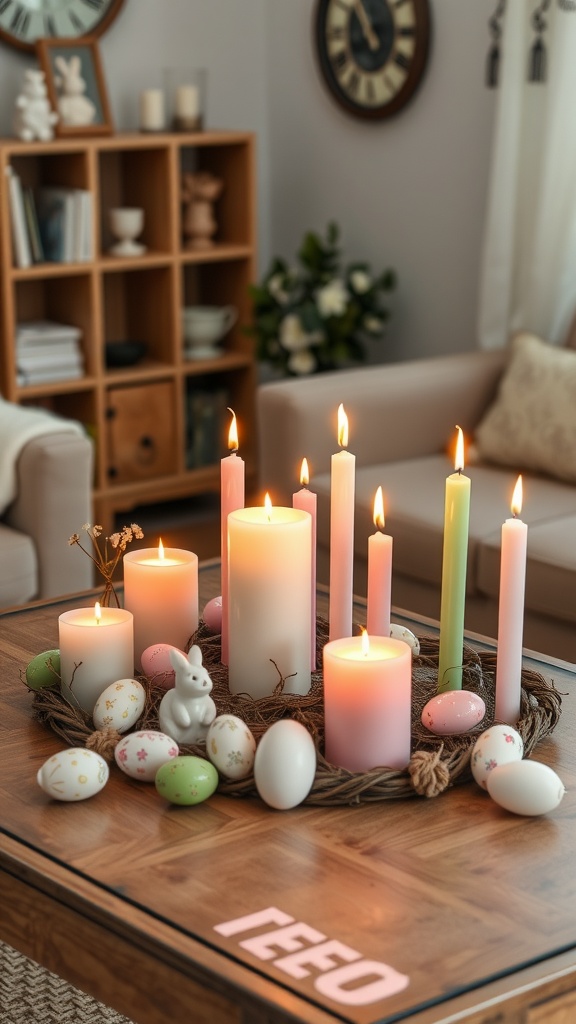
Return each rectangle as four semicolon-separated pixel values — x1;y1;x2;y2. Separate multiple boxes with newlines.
1;560;575;1024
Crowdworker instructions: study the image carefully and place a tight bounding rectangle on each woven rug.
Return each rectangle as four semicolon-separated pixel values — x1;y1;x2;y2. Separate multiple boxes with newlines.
0;941;134;1024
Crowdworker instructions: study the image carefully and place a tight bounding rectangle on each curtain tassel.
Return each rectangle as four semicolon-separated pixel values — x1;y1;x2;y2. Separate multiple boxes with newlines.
529;37;547;81
486;44;500;87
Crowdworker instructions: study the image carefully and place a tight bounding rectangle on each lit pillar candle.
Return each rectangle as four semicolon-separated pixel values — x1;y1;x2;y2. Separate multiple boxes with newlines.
366;486;393;638
293;457;317;671
495;475;528;724
329;404;355;641
228;495;311;699
123;542;198;669
437;426;471;692
221;408;245;664
323;631;412;772
59;603;134;713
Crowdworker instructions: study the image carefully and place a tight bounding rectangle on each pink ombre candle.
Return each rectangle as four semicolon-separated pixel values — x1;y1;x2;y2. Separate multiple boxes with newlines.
220;408;245;664
366;485;393;638
329;404;355;641
495;475;528;725
293;457;317;671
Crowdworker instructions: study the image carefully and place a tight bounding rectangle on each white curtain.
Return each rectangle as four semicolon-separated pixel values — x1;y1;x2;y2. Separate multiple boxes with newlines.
478;0;576;350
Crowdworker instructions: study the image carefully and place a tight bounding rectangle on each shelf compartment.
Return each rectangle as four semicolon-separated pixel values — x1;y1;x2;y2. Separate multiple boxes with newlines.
14;273;96;376
181;259;254;358
98;147;174;256
10;149;90;194
102;265;177;368
105;380;178;486
179;139;254;250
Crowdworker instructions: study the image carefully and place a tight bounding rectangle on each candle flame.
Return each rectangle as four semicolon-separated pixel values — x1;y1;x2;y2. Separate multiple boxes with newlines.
227;407;238;452
373;486;385;530
361;628;370;657
511;474;523;516
300;457;309;487
95;602;101;625
264;492;272;521
158;538;165;560
337;403;349;449
454;425;465;473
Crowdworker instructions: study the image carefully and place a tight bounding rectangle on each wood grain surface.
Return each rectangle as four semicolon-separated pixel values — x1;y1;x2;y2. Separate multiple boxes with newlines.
1;560;575;1024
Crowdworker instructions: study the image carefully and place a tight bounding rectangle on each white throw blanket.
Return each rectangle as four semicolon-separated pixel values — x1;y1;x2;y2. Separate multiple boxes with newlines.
0;397;84;515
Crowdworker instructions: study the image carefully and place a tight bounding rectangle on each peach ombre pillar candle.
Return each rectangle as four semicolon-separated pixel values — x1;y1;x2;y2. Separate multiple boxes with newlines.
228;495;312;698
221;408;245;664
437;426;471;693
495;475;528;724
366;485;393;638
329;404;355;641
124;542;198;669
59;602;134;713
293;457;317;670
323;631;412;772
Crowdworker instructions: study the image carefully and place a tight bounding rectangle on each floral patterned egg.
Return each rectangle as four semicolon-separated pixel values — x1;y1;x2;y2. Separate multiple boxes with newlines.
206;714;256;780
37;747;109;802
471;724;524;790
92;678;145;733
114;730;179;782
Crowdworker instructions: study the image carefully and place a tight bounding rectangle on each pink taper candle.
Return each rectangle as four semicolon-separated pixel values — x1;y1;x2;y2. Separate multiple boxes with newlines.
293;457;317;670
221;409;244;664
329;404;355;641
495;475;528;724
367;486;393;638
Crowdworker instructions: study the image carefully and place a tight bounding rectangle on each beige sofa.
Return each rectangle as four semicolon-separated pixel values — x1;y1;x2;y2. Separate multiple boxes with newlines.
257;339;576;663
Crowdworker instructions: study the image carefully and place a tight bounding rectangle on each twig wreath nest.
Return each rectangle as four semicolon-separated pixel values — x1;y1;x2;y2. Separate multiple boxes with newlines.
30;617;562;806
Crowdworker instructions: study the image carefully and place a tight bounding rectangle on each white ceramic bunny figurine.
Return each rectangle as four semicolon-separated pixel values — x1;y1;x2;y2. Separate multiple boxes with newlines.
54;55;96;127
158;646;217;745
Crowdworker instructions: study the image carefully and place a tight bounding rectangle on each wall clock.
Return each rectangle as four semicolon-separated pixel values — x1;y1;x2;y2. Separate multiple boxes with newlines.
0;0;125;52
314;0;431;120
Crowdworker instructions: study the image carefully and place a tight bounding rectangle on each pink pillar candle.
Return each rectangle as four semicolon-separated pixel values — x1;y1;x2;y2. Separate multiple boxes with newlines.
323;633;412;772
495;475;528;725
329;404;355;641
123;545;198;669
366;486;393;638
59;604;134;713
221;409;245;664
293;457;317;671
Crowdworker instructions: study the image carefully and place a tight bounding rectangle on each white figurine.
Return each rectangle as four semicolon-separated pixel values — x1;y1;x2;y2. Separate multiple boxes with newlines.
158;646;217;746
54;55;96;127
14;69;58;141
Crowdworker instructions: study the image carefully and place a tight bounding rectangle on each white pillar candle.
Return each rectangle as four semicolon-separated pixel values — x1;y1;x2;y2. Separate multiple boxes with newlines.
366;486;393;638
220;409;245;664
495;475;528;725
329;404;355;641
228;499;312;699
176;84;200;119
123;544;198;669
139;89;165;131
437;426;471;692
59;604;134;713
292;457;317;671
323;633;412;772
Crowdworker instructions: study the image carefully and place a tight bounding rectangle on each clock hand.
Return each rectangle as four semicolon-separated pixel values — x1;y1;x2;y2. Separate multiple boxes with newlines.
353;0;380;51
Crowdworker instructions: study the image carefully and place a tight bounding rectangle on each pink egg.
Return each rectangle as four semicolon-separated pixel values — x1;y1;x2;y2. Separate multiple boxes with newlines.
202;595;222;634
421;689;486;736
140;643;184;689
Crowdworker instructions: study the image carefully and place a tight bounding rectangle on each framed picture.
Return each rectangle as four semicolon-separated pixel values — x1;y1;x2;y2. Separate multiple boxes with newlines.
36;37;113;137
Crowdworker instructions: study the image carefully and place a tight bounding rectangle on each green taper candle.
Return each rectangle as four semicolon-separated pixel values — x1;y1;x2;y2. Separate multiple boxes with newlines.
437;427;471;692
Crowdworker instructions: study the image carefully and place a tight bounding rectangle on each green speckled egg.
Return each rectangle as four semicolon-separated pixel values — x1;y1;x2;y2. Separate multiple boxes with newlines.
25;649;61;690
155;756;218;806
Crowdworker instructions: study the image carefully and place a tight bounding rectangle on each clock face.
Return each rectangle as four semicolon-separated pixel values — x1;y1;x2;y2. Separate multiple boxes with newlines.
0;0;125;51
314;0;431;119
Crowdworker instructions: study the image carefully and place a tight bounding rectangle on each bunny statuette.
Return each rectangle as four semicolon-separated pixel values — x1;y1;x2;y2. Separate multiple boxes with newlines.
54;55;97;127
158;646;216;745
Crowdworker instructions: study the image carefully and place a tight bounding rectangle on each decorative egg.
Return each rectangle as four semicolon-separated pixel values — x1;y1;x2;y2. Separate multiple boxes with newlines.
92;678;145;733
486;759;565;816
206;714;256;780
470;724;524;790
115;730;179;782
155;755;218;805
37;747;109;801
202;596;222;634
390;624;420;654
421;690;486;736
141;643;184;689
25;649;61;690
254;720;316;810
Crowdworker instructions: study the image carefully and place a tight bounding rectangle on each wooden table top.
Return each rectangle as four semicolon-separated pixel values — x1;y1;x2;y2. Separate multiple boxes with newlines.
1;560;575;1024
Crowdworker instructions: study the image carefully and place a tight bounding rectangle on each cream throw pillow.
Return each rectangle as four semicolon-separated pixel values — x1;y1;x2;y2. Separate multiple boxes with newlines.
475;332;576;483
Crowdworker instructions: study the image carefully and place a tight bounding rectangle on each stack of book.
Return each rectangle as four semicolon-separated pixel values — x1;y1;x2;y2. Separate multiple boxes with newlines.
16;320;84;387
5;166;93;267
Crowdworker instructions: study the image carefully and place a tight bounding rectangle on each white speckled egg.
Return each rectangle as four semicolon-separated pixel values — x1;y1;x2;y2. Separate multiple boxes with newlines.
92;678;145;733
114;730;179;782
141;643;184;689
470;724;524;790
206;714;256;780
202;596;223;634
390;623;420;654
254;720;316;810
486;759;565;816
37;747;109;801
421;689;486;736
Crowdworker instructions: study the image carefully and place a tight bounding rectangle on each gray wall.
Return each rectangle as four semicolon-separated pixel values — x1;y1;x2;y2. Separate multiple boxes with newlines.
0;0;496;363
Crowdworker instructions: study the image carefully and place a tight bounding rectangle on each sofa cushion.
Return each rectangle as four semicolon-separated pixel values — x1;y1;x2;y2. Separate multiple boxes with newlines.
0;523;37;606
475;332;576;484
